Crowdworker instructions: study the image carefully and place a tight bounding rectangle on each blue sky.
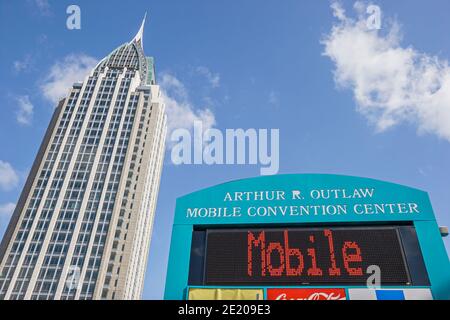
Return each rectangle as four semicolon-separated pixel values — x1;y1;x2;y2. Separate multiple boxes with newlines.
0;0;449;299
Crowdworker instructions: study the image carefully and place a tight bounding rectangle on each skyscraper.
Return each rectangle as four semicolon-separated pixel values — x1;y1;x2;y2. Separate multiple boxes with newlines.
0;16;167;300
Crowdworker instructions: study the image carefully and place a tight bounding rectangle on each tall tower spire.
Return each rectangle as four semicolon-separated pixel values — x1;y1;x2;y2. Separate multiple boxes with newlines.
132;12;147;48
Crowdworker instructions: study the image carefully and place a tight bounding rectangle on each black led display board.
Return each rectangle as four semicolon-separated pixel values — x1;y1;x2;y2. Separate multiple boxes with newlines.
203;227;412;285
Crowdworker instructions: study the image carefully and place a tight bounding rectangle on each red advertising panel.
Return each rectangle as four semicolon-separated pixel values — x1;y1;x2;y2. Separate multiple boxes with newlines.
267;288;347;300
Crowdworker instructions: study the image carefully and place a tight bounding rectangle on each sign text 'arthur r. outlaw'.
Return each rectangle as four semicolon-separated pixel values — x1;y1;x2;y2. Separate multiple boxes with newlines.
185;188;421;219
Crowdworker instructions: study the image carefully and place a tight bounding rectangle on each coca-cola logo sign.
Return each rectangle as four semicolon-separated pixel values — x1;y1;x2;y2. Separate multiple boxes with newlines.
267;288;347;300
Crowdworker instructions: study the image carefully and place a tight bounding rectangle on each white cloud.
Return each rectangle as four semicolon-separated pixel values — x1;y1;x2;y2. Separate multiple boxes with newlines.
40;54;98;105
331;1;347;21
160;72;216;140
0;161;19;191
13;55;32;73
0;203;15;218
15;95;34;125
195;66;221;88
323;1;450;141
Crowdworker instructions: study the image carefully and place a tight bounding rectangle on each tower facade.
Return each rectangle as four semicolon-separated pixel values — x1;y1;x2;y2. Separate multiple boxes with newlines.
0;17;167;300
